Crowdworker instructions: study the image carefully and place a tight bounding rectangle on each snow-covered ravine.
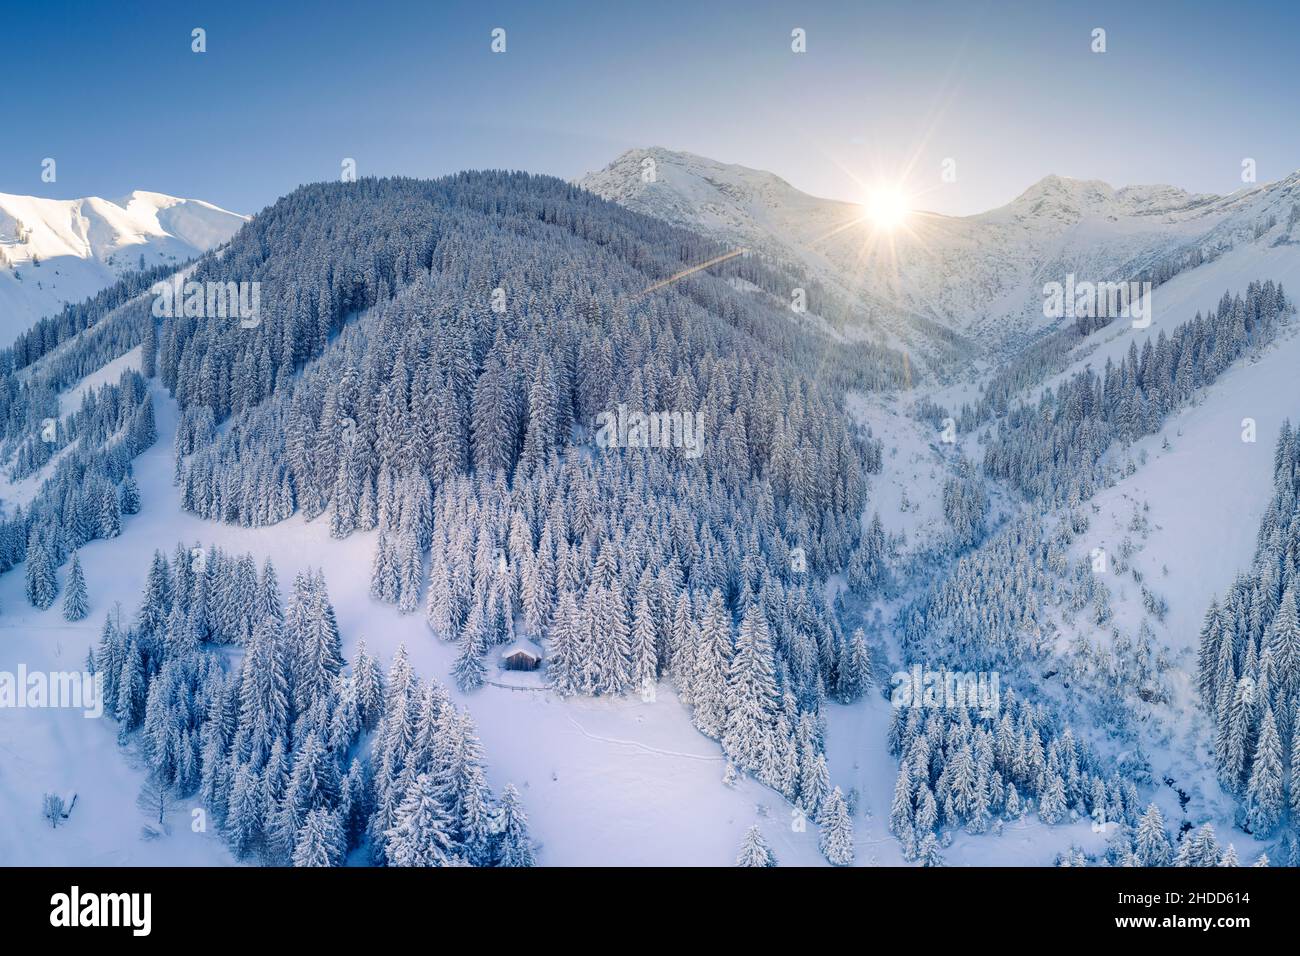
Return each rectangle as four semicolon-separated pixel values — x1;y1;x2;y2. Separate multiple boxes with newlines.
1061;328;1300;858
842;252;1300;864
837;391;1119;864
1030;235;1300;853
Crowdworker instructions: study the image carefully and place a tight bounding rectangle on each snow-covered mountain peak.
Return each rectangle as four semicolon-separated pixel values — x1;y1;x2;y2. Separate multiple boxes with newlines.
582;148;1300;354
995;174;1222;224
582;147;818;209
0;190;246;337
1011;173;1117;205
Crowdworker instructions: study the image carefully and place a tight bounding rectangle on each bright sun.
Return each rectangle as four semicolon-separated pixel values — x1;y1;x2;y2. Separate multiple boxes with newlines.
864;187;910;229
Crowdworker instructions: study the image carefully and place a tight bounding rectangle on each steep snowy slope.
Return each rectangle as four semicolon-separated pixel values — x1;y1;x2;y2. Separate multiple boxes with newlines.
0;173;890;868
1060;232;1300;673
581;148;1300;353
579;147;863;273
988;209;1300;609
6;164;1296;869
0;191;246;337
0;348;847;866
938;225;1300;854
0;355;1106;867
579;148;951;364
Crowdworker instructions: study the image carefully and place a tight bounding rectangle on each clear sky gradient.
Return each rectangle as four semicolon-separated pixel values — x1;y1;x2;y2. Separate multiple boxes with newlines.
7;0;1297;217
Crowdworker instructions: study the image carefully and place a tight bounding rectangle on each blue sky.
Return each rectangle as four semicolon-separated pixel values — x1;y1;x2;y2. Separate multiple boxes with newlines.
7;0;1298;217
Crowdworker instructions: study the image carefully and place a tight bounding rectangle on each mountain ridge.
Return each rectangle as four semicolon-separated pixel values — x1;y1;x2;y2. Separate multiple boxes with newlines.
0;189;246;337
579;148;1300;356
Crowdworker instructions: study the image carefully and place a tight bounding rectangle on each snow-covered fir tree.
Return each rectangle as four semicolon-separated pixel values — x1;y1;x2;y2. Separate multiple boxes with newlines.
736;824;777;867
62;553;89;621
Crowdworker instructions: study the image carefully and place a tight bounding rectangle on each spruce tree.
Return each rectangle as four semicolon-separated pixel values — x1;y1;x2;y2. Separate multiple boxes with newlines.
453;625;487;693
722;604;779;772
292;808;345;867
1243;707;1284;836
386;773;455;867
918;831;944;867
691;590;732;738
818;786;854;866
494;783;535;867
62;553;89;621
546;590;582;697
120;473;142;515
25;537;57;610
630;589;659;697
736;824;776;867
1133;803;1171;865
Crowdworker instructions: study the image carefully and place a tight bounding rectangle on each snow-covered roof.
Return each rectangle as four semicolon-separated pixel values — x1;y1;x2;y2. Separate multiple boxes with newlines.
500;640;542;661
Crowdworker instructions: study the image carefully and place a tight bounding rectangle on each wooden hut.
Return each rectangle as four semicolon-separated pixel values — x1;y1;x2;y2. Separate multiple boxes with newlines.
500;641;543;672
